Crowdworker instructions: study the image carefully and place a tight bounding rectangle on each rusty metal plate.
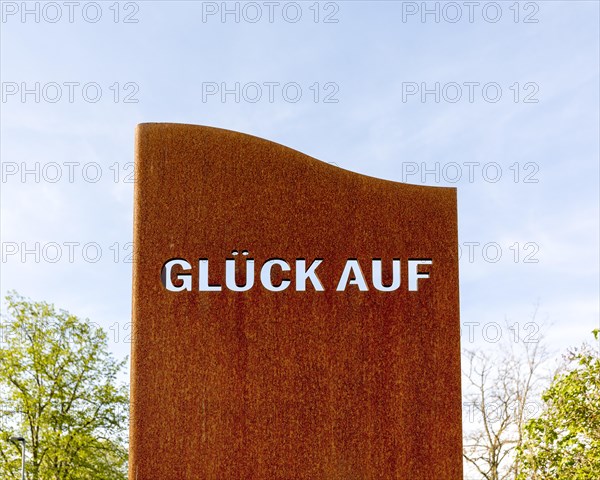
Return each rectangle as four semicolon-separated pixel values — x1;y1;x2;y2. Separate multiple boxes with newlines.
130;123;462;479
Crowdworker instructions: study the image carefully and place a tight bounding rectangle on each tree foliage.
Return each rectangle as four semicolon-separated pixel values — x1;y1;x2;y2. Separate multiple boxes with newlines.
0;292;128;480
517;329;600;480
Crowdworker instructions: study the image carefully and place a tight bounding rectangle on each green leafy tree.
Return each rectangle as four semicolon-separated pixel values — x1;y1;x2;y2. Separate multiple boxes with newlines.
0;292;128;480
517;330;600;479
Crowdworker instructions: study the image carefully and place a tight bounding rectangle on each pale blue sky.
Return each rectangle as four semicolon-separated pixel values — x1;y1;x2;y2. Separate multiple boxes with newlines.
1;1;598;369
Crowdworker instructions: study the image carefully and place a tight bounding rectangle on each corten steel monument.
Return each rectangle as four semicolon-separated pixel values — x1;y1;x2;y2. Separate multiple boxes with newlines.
130;123;462;479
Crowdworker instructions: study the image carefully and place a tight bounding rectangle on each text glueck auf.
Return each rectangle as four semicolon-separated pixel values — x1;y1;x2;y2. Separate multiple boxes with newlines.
161;251;433;292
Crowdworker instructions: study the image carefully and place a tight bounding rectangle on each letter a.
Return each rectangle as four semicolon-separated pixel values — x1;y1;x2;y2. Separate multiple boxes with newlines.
336;259;369;291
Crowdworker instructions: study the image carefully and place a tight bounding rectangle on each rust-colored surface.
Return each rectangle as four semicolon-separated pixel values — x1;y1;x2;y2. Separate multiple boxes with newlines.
130;123;462;479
